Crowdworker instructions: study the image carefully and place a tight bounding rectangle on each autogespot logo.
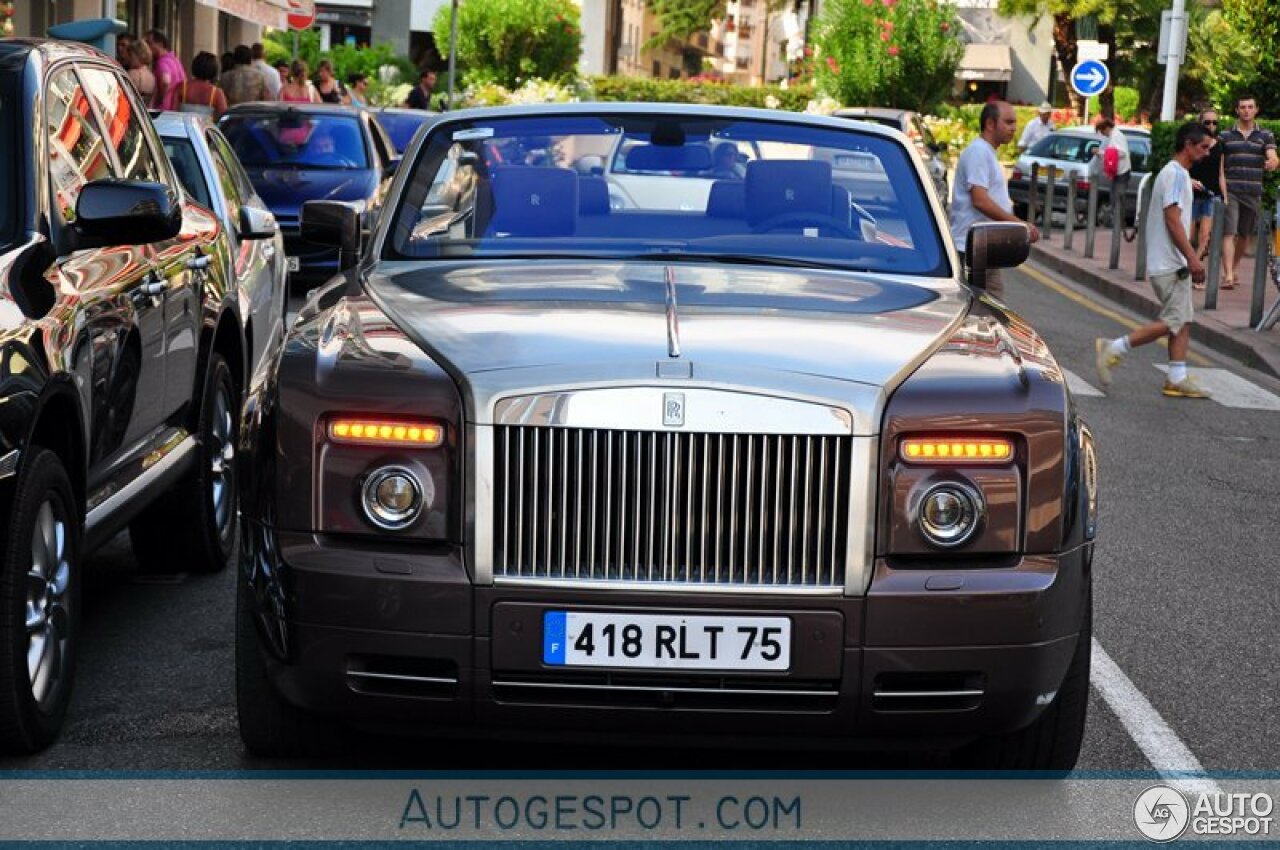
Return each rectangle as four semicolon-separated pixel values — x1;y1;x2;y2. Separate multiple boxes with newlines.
1134;785;1190;842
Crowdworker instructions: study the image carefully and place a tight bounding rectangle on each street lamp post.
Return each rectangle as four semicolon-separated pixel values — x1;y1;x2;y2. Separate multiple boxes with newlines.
1159;0;1186;121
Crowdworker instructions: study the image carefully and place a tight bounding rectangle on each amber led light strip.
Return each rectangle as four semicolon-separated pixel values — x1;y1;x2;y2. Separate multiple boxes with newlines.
329;419;443;447
900;437;1012;463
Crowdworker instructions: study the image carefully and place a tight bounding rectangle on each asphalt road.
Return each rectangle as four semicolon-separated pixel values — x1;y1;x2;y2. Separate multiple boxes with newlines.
4;263;1277;771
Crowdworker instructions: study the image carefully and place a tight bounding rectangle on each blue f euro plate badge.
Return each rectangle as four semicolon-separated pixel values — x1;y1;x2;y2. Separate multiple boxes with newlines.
543;611;567;665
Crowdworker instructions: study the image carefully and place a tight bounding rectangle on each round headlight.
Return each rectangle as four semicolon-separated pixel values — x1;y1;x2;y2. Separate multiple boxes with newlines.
360;466;424;530
917;482;984;548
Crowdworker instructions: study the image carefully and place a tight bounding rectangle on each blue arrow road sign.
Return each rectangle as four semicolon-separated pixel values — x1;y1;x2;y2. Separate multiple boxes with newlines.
1070;60;1110;97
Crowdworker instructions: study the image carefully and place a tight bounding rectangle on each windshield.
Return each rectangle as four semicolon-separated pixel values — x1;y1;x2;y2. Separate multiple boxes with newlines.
1029;133;1099;163
385;114;949;276
219;113;368;170
0;72;15;244
161;137;212;209
377;111;431;154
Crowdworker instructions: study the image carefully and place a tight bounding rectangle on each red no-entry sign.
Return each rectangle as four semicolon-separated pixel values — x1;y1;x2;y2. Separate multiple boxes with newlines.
287;0;316;30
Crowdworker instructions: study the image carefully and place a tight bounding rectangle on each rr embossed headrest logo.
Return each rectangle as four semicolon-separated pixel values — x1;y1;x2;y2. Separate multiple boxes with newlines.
529;193;541;206
785;188;795;202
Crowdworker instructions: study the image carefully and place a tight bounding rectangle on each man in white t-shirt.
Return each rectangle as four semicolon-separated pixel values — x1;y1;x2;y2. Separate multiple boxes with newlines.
950;100;1040;298
1018;102;1054;152
1095;122;1213;398
252;43;282;99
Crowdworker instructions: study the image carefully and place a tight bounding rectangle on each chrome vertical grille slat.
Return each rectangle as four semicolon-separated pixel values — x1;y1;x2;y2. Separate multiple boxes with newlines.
494;426;850;588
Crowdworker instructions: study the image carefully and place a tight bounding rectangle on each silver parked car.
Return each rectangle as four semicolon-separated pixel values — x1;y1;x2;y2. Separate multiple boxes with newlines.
155;111;289;364
1009;125;1151;225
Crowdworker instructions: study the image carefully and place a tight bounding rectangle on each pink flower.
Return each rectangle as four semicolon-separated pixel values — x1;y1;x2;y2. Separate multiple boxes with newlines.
940;21;950;31
887;45;900;56
826;56;840;72
880;30;891;40
861;0;874;6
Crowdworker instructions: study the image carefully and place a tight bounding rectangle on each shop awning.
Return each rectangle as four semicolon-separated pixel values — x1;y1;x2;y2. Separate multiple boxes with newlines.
194;0;290;28
956;43;1013;82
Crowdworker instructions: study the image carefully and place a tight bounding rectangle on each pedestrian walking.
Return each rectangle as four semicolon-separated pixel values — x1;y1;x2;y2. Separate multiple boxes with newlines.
144;29;185;112
178;51;228;119
1095;118;1133;238
123;38;155;102
221;45;268;107
1218;93;1279;289
405;69;436;110
949;100;1040;299
1095;122;1213;398
1018;102;1054;153
313;59;348;105
280;60;319;103
346;72;369;107
251;42;281;99
1188;107;1227;276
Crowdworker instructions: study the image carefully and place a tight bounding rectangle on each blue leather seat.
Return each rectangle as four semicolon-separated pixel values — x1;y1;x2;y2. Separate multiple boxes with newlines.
486;166;578;237
744;160;833;227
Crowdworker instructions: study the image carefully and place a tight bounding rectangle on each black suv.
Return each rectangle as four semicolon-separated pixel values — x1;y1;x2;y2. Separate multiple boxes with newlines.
0;40;257;753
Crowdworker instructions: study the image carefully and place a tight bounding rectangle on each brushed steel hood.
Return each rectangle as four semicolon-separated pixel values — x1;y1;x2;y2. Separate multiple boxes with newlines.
365;259;970;436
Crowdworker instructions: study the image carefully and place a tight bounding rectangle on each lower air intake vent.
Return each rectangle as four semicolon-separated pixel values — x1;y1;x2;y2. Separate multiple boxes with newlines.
346;656;458;700
871;672;984;713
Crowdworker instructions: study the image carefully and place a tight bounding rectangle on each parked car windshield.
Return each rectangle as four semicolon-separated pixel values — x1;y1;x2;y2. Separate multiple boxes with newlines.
219;113;368;170
385;114;949;276
1029;132;1099;163
0;74;14;244
161;136;212;209
377;110;432;154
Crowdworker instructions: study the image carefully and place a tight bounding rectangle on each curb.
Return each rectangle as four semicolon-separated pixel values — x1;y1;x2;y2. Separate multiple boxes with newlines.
1030;245;1280;380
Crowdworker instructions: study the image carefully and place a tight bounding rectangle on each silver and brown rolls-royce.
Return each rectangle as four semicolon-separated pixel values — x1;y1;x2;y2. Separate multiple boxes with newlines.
236;104;1098;768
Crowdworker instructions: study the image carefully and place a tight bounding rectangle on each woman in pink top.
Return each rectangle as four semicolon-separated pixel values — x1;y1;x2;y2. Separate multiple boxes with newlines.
280;60;318;103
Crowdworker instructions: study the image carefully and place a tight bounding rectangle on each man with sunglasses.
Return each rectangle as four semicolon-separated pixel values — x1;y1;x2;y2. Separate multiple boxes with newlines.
1219;94;1279;288
1189;108;1227;274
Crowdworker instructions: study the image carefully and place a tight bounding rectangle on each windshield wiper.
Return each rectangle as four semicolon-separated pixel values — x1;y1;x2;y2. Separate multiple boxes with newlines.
614;251;857;271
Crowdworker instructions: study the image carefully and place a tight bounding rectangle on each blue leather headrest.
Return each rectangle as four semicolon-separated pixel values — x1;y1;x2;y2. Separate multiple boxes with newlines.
578;176;610;215
625;144;713;172
745;160;833;225
707;181;746;218
487;166;578;237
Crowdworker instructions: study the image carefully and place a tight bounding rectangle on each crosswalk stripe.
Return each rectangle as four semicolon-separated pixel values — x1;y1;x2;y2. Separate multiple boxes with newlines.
1152;365;1280;410
1063;368;1105;398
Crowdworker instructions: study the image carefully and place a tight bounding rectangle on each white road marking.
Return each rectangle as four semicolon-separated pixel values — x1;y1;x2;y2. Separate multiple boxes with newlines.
1153;365;1280;410
1090;639;1221;796
1063;368;1105;397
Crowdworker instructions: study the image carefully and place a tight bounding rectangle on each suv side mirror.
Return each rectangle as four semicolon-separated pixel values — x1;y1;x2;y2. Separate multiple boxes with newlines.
301;200;361;270
74;179;181;248
965;222;1030;289
239;205;279;240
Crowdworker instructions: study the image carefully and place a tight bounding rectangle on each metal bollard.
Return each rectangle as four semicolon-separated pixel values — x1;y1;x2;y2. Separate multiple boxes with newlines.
1084;180;1099;258
1063;177;1078;250
1205;197;1226;310
1134;177;1153;281
1109;174;1124;270
1258;202;1280;332
1043;165;1057;237
1028;163;1040;226
1250;210;1271;328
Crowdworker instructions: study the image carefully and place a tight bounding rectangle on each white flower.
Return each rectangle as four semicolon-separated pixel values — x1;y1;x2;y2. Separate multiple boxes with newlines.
764;94;781;109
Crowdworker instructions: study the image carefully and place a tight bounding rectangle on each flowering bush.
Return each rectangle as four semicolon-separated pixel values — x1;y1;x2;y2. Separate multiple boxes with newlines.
812;0;963;113
804;96;842;115
432;0;581;89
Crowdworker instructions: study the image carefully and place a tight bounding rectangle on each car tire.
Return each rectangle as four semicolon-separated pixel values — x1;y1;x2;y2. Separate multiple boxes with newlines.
0;448;82;754
130;353;239;575
235;567;340;757
953;591;1091;772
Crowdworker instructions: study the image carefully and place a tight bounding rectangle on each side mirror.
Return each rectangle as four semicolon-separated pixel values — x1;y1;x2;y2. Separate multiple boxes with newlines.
239;205;278;240
301;200;361;270
74;179;181;248
965;222;1030;289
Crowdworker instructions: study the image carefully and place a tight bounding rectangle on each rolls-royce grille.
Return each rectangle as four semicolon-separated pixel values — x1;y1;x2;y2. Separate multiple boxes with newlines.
494;426;851;587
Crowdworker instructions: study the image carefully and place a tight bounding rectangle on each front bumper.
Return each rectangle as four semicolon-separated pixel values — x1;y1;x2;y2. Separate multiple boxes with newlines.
245;524;1090;749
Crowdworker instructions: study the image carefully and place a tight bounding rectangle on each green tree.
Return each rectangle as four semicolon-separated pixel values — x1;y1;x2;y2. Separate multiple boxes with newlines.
433;0;581;89
1184;8;1260;112
812;0;963;113
1219;0;1280;110
645;0;727;48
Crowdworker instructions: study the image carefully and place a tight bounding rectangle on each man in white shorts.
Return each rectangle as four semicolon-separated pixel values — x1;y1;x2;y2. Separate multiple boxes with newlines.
1095;122;1213;398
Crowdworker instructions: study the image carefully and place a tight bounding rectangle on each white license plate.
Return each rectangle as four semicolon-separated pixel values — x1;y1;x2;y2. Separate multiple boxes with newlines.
543;611;790;671
286;256;300;272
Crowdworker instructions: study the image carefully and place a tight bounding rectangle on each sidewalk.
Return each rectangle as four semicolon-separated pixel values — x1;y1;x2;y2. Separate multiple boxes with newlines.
1028;220;1280;378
